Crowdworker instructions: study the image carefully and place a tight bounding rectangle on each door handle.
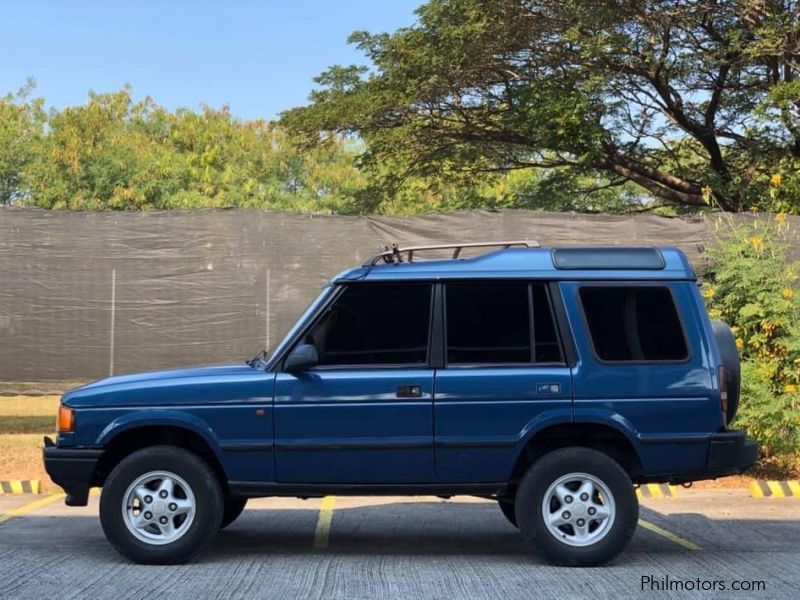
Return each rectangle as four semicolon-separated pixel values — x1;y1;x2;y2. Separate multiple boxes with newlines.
537;383;561;394
396;385;423;398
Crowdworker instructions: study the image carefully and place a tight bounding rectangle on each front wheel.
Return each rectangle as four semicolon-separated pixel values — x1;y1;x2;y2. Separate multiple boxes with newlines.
99;445;224;564
515;447;638;567
220;496;248;530
497;499;518;528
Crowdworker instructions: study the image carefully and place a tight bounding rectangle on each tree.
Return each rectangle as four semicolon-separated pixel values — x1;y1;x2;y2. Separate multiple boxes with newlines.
15;88;367;212
282;0;800;212
0;80;45;205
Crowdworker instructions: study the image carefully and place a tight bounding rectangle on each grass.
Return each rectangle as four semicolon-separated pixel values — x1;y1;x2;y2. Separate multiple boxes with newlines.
0;396;60;434
0;397;60;490
0;434;55;489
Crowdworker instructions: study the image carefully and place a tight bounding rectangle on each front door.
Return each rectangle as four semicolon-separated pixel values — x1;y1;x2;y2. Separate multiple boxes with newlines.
274;282;435;483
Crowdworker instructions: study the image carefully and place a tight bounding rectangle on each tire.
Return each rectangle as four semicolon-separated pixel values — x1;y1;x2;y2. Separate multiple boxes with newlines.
220;496;248;530
99;445;224;565
498;499;518;527
711;319;741;423
515;447;638;567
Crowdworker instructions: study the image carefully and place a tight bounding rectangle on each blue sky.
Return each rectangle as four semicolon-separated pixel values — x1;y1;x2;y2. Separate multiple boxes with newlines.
0;0;420;120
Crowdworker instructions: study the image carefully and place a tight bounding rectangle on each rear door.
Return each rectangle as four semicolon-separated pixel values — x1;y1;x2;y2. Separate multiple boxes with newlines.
433;281;573;483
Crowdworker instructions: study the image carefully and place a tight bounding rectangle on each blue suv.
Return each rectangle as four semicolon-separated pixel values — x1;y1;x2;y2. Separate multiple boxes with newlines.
44;242;757;566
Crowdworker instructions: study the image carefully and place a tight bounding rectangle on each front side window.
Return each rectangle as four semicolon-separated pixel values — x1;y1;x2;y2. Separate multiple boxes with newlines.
579;286;688;362
306;283;431;366
445;282;563;365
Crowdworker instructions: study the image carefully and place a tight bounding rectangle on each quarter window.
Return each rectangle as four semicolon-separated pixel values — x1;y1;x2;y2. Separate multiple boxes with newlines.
579;286;688;362
306;283;431;366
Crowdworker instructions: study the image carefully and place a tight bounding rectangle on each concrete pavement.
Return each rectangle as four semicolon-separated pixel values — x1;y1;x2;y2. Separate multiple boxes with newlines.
0;490;797;599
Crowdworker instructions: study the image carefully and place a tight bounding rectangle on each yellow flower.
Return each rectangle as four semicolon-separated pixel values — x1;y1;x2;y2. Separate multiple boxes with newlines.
785;384;797;393
751;236;764;251
703;287;716;299
735;338;744;351
782;288;794;299
775;212;787;223
770;174;783;187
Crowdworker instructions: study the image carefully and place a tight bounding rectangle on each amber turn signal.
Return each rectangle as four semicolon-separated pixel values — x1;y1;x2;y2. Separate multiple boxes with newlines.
57;405;74;433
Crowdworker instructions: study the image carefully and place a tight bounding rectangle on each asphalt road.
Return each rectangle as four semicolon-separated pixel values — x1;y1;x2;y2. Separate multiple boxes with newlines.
0;489;798;599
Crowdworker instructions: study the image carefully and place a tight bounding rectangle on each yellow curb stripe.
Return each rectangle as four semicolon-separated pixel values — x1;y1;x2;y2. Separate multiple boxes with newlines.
767;481;784;497
313;495;336;549
0;480;41;495
636;484;677;499
0;493;65;526
638;518;701;551
750;481;800;497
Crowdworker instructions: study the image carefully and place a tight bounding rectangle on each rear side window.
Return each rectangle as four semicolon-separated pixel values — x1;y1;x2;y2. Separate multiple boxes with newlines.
445;283;563;364
579;286;688;362
308;283;431;366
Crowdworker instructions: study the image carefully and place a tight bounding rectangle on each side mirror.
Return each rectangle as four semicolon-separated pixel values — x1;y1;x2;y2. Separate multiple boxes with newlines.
284;343;319;372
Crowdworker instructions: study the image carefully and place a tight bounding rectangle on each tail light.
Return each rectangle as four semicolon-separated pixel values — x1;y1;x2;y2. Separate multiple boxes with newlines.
57;405;74;433
718;365;729;423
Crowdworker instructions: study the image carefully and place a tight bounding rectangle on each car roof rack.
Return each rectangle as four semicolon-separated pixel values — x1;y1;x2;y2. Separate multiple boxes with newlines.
363;240;539;266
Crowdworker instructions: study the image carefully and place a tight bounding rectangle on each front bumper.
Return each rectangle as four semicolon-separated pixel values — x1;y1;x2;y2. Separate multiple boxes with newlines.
42;436;103;506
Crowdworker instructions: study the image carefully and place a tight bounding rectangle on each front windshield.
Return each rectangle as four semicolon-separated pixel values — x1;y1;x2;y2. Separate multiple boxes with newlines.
247;285;333;368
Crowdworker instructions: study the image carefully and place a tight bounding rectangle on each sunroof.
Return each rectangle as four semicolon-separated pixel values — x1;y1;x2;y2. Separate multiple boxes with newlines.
551;248;665;270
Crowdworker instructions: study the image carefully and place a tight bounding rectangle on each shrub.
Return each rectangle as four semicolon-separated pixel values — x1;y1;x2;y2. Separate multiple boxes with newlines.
703;215;800;457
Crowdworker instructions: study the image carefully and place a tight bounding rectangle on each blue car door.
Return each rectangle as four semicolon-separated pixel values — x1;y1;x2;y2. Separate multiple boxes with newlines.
433;282;573;483
273;282;435;483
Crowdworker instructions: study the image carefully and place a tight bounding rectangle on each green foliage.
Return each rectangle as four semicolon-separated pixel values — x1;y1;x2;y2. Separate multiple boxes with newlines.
0;80;45;205
2;87;368;212
0;84;648;214
703;215;800;455
284;0;800;212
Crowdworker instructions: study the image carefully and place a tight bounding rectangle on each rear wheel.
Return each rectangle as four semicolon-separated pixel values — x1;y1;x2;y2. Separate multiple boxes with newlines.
220;496;248;530
498;499;518;527
515;447;638;567
100;445;224;564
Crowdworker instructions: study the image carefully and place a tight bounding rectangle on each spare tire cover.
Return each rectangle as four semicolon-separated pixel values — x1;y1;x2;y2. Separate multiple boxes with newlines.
710;320;741;423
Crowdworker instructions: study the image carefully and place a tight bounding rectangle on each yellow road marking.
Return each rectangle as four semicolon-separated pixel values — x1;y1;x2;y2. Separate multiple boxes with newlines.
313;496;336;549
0;493;65;526
649;485;664;500
788;481;800;496
638;518;700;551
